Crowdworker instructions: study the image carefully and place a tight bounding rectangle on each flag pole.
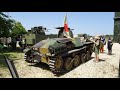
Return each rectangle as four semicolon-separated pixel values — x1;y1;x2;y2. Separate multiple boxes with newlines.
65;13;68;26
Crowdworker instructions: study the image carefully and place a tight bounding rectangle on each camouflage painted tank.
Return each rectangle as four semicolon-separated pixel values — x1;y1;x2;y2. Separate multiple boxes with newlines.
23;26;57;46
24;27;94;74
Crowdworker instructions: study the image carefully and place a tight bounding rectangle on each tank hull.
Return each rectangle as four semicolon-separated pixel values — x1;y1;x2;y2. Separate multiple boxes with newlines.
24;37;94;74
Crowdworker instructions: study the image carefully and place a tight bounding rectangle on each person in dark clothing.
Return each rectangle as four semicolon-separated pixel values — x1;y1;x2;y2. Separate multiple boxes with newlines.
107;37;113;55
11;37;17;51
100;36;106;53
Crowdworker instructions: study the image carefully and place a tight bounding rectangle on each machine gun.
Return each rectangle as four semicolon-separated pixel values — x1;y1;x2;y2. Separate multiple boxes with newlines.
31;26;50;35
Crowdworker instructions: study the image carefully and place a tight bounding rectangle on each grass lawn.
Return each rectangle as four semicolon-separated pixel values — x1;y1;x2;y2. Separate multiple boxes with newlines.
0;49;24;78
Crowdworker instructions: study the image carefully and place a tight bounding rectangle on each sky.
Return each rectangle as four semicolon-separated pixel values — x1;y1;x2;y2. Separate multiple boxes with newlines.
8;12;114;36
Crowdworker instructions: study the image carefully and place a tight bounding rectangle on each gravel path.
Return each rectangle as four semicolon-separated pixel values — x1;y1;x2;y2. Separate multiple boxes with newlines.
1;43;120;78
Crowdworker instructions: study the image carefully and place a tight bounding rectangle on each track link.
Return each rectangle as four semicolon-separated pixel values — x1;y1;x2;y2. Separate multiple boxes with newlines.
49;57;60;74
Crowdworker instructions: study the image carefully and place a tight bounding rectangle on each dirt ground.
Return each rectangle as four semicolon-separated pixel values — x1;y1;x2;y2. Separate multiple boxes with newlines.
0;43;120;78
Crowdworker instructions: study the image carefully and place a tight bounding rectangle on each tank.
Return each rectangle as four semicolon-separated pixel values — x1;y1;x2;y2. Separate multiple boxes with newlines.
23;26;57;47
24;26;94;74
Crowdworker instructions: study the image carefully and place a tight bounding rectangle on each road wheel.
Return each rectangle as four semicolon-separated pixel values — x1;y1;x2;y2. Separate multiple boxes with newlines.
73;55;81;67
64;57;73;71
80;53;86;63
86;51;91;61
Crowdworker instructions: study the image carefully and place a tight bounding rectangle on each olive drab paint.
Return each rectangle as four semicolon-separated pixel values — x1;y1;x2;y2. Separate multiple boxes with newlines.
24;26;57;46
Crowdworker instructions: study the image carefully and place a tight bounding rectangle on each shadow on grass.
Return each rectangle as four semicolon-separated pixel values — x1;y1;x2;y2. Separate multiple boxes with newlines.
0;53;17;61
28;62;50;71
28;62;70;77
0;50;23;69
0;47;23;53
0;47;24;59
0;54;10;69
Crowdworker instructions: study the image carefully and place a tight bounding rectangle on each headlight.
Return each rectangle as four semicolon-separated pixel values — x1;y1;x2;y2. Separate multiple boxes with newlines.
48;45;54;54
32;48;39;51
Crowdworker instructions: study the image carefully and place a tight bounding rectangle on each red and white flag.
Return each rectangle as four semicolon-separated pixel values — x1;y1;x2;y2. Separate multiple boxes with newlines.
63;14;70;38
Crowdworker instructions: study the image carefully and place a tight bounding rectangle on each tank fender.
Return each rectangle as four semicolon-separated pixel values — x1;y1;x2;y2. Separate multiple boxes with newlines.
60;46;87;57
23;48;31;53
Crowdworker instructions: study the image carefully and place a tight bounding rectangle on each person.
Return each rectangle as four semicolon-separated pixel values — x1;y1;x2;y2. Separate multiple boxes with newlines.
21;36;25;49
100;36;104;53
7;37;11;47
11;37;17;51
107;37;113;55
92;35;100;62
18;36;22;48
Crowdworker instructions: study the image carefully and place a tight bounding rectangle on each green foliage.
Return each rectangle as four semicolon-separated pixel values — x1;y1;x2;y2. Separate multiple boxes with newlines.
115;12;120;17
11;21;27;37
105;34;113;37
0;12;14;37
0;12;27;38
0;52;24;69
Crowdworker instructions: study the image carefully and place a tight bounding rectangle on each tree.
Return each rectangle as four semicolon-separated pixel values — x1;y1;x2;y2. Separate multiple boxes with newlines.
0;12;14;37
11;21;27;37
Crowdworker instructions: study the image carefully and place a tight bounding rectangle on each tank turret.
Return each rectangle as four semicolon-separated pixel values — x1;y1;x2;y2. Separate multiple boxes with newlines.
23;26;57;47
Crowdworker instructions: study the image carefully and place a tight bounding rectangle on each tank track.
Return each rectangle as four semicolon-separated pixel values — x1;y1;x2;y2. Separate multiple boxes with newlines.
24;54;33;63
24;54;27;60
49;45;93;75
49;57;61;74
49;56;67;75
24;54;29;62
